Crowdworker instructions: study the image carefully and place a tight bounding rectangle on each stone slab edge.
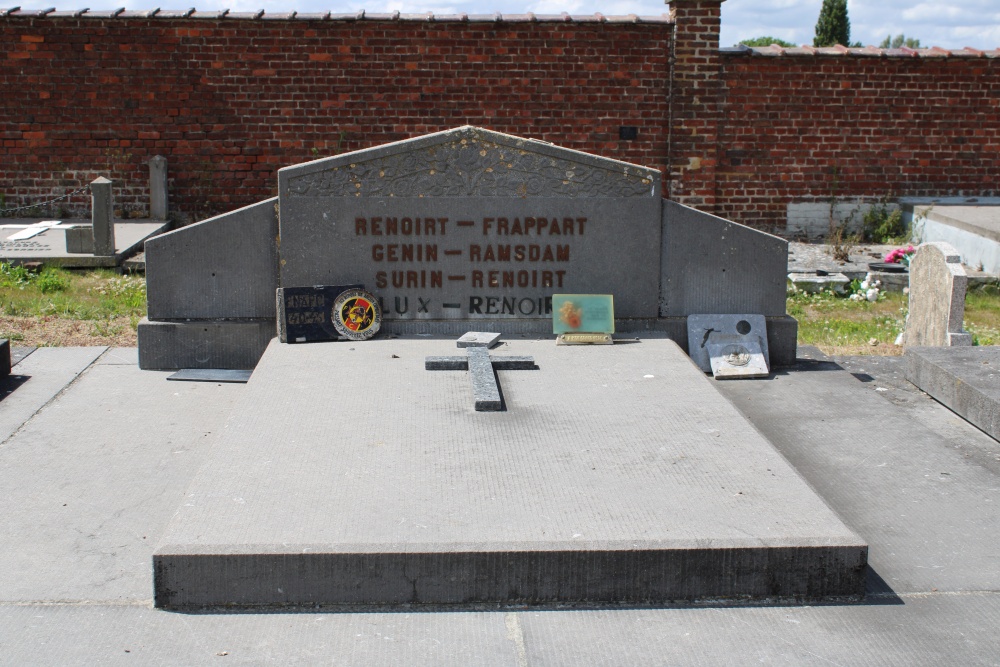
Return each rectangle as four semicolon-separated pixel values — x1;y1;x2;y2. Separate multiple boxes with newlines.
153;542;867;609
906;347;1000;441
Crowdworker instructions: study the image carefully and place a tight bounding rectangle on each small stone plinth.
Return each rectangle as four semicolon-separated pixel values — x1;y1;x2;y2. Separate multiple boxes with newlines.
788;272;851;295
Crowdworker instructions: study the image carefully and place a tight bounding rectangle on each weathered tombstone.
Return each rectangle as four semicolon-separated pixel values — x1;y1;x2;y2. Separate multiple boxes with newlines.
902;242;972;347
90;176;115;256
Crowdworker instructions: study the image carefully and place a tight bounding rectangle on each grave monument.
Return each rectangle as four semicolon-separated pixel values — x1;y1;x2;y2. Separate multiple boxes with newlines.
139;126;795;369
144;127;866;609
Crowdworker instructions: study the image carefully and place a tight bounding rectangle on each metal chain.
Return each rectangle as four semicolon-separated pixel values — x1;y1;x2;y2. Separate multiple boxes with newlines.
0;185;92;215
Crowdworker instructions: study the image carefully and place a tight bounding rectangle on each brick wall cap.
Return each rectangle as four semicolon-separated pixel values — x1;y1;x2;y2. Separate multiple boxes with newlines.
295;12;330;20
119;8;159;18
327;11;364;21
10;6;54;16
725;44;1000;59
920;46;952;58
0;8;674;24
190;9;227;19
81;7;123;18
152;8;193;18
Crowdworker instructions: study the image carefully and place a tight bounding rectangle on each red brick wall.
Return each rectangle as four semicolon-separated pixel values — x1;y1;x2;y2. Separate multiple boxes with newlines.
716;53;1000;230
0;17;673;220
3;8;1000;233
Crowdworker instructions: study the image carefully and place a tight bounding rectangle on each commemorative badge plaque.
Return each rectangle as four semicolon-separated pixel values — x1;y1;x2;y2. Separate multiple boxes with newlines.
332;288;382;341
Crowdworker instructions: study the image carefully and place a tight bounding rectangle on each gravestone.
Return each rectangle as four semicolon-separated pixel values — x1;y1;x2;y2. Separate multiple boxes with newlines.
146;128;868;609
902;242;972;347
139;126;797;369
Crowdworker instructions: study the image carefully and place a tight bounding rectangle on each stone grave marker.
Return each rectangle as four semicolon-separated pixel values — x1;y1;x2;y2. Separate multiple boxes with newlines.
140;126;799;370
902;242;972;347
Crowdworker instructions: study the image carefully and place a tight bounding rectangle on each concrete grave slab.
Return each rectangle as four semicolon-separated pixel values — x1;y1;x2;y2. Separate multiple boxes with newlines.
154;337;865;609
902;242;972;346
906;346;1000;442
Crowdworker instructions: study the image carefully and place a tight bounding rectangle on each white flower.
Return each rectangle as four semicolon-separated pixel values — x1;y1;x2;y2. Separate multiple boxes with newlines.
850;293;864;301
860;280;870;290
866;288;879;302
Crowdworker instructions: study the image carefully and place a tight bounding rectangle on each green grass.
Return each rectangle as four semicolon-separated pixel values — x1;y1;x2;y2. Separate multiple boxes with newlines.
787;288;908;354
0;264;146;320
2;263;999;354
789;282;1000;354
965;283;1000;345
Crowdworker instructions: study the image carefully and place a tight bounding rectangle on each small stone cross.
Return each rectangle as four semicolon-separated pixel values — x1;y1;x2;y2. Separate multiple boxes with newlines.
1;220;74;241
425;342;536;412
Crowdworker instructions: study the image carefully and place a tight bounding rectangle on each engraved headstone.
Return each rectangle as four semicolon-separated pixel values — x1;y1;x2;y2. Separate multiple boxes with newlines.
276;126;661;325
902;242;972;347
140;126;799;370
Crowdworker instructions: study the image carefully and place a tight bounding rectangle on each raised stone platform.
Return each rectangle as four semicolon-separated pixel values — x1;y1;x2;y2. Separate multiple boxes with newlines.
906;346;1000;442
154;336;866;609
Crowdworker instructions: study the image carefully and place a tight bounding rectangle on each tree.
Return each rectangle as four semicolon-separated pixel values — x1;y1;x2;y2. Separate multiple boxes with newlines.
879;34;921;49
737;36;797;48
814;0;850;47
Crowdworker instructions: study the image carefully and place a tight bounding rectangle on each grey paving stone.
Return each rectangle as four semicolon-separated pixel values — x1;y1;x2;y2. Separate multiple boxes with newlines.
0;347;106;443
0;362;244;602
716;358;1000;594
154;338;864;609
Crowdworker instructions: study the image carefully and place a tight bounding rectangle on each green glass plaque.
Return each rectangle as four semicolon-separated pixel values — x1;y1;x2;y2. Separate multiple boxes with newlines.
552;294;615;334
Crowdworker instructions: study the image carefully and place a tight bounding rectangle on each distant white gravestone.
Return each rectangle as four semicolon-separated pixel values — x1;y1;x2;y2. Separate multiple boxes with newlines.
903;242;972;347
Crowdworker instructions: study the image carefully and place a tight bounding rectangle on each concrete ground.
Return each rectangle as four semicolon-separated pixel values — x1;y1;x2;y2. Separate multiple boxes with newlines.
1;345;999;665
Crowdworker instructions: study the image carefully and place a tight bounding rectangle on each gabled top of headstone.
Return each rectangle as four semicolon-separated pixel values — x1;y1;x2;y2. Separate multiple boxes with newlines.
278;126;660;199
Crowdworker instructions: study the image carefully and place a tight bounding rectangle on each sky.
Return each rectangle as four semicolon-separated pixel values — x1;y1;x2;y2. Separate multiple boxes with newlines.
7;0;1000;49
